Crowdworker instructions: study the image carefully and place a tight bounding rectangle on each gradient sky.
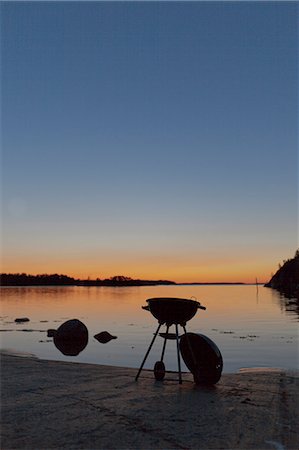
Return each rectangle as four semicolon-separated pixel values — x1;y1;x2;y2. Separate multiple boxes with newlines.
1;1;298;282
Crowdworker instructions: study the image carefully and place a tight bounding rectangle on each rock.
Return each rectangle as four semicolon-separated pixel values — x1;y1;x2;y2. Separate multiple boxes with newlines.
53;319;88;356
15;318;30;323
55;319;87;338
94;331;117;344
47;329;57;337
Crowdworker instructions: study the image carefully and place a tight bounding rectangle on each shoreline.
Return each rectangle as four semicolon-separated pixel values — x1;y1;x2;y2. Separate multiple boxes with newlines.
1;352;298;449
4;347;298;377
0;347;291;375
0;282;250;287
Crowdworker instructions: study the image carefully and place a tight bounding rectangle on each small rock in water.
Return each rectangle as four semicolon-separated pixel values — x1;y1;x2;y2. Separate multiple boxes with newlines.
15;318;30;323
94;331;117;344
47;329;57;337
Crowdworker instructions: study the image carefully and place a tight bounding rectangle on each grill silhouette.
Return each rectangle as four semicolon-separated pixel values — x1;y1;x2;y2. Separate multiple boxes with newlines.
135;297;207;384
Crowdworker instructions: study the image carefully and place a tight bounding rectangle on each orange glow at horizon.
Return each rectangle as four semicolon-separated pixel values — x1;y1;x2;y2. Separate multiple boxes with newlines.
1;250;274;284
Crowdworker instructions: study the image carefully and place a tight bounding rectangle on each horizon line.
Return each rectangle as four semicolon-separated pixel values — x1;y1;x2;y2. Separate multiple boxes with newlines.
0;272;267;286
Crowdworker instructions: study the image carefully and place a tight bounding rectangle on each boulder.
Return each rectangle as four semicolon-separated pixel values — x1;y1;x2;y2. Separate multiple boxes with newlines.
53;319;88;356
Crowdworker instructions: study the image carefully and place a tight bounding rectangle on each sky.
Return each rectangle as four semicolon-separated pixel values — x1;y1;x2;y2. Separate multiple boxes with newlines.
1;1;298;283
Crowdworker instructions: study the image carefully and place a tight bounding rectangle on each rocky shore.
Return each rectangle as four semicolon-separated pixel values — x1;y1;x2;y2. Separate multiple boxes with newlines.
265;250;299;299
1;352;298;449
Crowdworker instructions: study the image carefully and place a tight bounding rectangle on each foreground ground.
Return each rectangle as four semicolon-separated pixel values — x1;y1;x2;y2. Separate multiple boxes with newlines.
1;352;298;449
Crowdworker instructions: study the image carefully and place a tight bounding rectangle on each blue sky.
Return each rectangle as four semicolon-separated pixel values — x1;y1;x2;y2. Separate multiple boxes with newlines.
1;1;298;281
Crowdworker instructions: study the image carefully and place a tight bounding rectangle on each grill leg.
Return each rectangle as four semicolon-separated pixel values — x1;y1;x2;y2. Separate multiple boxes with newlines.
175;324;182;384
160;324;169;362
135;323;162;381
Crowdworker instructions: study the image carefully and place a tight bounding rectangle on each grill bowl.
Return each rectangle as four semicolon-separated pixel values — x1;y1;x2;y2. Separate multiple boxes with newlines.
146;297;200;326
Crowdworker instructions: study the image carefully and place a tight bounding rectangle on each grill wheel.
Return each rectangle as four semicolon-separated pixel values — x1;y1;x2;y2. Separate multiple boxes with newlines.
154;360;166;380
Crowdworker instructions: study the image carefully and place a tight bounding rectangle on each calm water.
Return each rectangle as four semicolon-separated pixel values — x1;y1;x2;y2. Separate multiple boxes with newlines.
0;285;298;373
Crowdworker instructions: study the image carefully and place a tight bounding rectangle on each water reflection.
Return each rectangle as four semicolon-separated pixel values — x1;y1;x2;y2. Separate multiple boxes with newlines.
53;335;88;356
278;294;299;320
0;285;298;372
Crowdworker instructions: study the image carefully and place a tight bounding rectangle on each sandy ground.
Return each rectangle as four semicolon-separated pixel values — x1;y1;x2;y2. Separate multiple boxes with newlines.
1;352;298;450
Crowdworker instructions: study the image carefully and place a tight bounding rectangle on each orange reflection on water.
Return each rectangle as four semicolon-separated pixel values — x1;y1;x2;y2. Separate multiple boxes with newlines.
0;285;298;372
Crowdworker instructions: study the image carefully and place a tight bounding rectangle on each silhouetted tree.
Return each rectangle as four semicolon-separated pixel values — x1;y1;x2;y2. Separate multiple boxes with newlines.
265;250;299;298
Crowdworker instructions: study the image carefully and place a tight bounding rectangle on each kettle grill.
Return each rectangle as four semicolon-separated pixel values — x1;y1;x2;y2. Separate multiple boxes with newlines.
135;297;206;384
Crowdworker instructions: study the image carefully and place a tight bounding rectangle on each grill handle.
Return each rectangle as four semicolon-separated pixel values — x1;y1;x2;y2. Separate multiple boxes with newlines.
197;305;206;310
142;305;150;311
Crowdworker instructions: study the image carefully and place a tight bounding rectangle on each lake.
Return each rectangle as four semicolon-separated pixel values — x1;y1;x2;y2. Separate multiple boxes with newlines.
0;285;298;373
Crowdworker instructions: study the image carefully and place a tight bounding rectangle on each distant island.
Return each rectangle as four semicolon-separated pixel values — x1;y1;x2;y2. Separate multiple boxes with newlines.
0;273;246;287
0;274;176;287
264;249;299;299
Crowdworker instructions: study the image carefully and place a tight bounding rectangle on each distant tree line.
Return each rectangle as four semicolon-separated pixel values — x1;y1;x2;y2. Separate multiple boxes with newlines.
0;273;76;286
0;273;176;287
79;275;176;287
